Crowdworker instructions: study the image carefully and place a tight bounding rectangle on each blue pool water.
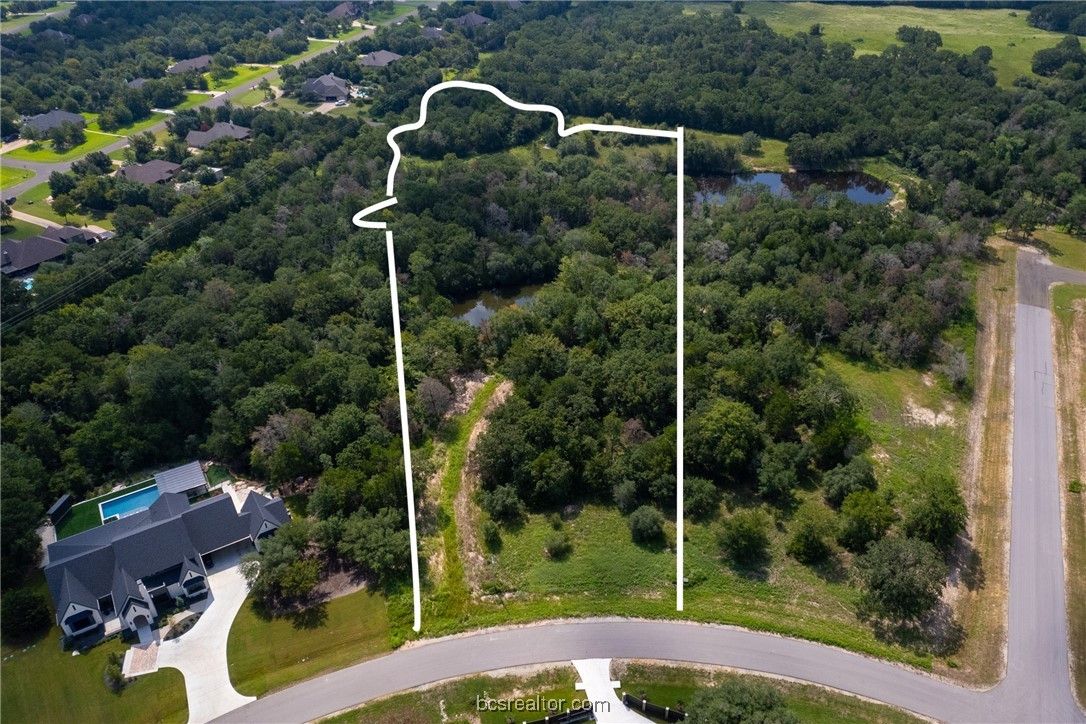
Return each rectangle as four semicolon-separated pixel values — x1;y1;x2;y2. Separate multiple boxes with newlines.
100;485;161;521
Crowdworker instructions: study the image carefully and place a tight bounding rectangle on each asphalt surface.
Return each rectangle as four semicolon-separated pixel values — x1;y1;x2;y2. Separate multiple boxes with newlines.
216;249;1086;724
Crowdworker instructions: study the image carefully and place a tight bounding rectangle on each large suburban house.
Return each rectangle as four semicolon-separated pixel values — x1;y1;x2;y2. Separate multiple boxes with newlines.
45;483;289;639
455;11;491;27
40;225;98;245
0;236;68;277
358;49;402;68
167;54;213;74
118;159;182;185
421;26;446;40
300;73;350;101
326;1;359;20
186;122;250;149
22;109;85;135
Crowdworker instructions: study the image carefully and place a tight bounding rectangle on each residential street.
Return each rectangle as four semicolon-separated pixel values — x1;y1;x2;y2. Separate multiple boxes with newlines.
214;250;1086;724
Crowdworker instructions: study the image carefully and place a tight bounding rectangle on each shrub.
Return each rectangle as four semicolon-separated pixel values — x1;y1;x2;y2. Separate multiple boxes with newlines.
902;472;966;551
786;501;837;564
684;476;721;520
544;530;573;560
856;536;947;622
0;589;52;640
838;490;895;552
719;508;772;564
687;676;798;724
481;484;525;523
628;505;666;543
548;512;563;530
822;456;877;507
482;519;502;552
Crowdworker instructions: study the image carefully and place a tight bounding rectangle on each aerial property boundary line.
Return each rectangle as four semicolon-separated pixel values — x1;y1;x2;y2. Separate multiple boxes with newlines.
352;80;685;631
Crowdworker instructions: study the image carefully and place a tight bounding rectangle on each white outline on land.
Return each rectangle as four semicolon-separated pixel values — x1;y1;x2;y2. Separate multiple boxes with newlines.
353;80;684;632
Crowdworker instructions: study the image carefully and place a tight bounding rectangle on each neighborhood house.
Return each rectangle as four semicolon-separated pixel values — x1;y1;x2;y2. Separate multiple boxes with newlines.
21;109;85;135
167;54;213;74
300;73;350;101
186;122;251;149
45;471;289;640
118;159;183;185
358;49;402;68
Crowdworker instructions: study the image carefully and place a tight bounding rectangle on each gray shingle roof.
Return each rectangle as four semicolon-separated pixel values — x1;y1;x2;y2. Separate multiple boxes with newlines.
421;26;445;39
39;225;95;244
300;73;350;99
358;49;402;67
242;494;291;539
455;11;490;27
118;159;182;185
186;122;250;149
1;236;68;276
167;55;213;74
154;461;207;495
22;109;85;134
326;2;358;19
127;77;148;89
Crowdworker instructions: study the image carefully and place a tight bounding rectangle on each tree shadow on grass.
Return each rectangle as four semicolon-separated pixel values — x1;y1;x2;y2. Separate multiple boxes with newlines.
867;602;965;658
290;602;329;630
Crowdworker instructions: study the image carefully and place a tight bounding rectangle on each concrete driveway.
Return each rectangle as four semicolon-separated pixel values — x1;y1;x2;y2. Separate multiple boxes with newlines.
157;550;255;724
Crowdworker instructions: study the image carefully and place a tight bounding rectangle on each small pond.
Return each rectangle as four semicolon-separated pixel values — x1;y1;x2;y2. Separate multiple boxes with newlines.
694;171;893;206
452;283;542;327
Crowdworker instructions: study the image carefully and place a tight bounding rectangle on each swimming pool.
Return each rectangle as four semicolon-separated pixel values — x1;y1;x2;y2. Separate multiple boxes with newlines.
100;485;161;521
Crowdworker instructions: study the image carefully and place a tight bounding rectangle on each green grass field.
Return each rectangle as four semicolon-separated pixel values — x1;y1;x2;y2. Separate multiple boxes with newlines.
234;87;271;107
0;164;34;189
170;92;210;111
11;181;113;229
0;576;186;724
1035;229;1086;273
0;218;46;240
55;479;158;540
204;65;268;92
280;40;335;66
690;128;791;171
84;111;168;136
264;96;321;114
4;131;119;163
731;1;1072;88
227;588;391;697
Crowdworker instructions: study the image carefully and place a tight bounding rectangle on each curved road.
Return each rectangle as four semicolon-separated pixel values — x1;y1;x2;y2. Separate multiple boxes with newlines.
216;248;1086;724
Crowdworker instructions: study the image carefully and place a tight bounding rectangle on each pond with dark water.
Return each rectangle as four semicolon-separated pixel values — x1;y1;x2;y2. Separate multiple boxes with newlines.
694;171;893;206
451;284;542;327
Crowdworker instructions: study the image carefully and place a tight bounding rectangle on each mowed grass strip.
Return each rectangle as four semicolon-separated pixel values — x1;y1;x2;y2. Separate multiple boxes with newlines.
11;181;113;229
1052;283;1086;707
0;217;46;240
204;65;269;92
227;588;391;698
0;576;187;724
734;1;1072;88
623;662;924;724
4;131;119;163
84;111;168;136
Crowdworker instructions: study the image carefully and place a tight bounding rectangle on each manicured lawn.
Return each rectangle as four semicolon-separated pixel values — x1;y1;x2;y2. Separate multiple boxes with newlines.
0;218;45;240
169;93;210;112
1052;284;1086;707
233;87;270;107
205;464;233;486
55;479;157;540
0;576;187;724
1035;228;1086;272
264;96;321;114
281;39;335;65
735;1;1071;88
689;129;790;171
227;588;391;697
4;131;119;163
623;662;923;724
11;182;113;229
84;111;168;136
203;65;268;92
0;164;34;188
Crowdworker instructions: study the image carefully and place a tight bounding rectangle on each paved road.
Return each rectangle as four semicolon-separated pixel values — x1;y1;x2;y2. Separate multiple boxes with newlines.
0;14;410;199
217;249;1086;723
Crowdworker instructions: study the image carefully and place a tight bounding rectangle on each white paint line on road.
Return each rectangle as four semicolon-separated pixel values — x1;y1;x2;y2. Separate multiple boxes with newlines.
353;81;685;632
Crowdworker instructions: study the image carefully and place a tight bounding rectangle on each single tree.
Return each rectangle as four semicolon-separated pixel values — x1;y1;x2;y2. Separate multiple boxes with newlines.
856;536;947;622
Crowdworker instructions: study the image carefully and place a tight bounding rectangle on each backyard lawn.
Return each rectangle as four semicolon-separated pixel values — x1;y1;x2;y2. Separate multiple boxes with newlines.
280;39;335;65
55;479;157;540
170;92;210;111
4;131;119;163
204;65;268;92
0;576;187;724
736;1;1072;88
227;588;391;697
0;164;34;188
11;181;114;229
